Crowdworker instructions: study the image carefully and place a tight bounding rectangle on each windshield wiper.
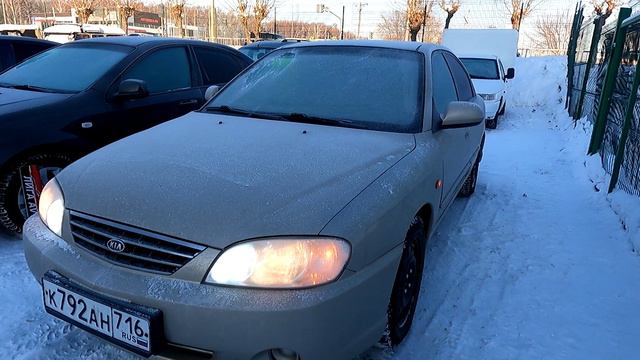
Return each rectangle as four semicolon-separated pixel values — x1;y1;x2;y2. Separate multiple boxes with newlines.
274;112;367;129
205;105;282;120
1;84;59;93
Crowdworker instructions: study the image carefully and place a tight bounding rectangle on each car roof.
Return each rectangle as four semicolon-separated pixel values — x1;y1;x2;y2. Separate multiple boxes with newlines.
69;36;226;48
0;35;57;46
457;54;499;60
280;40;443;53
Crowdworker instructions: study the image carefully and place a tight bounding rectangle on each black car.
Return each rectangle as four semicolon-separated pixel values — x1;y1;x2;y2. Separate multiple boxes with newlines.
0;36;57;73
239;39;306;61
0;36;252;233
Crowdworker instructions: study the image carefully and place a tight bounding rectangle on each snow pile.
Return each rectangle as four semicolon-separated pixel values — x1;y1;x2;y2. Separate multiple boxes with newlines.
506;56;566;108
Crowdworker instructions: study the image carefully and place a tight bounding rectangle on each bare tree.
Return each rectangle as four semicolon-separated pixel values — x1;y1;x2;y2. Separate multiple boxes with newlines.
170;0;185;38
530;10;571;54
407;0;435;41
504;0;543;30
439;0;460;29
72;0;96;24
117;0;139;34
252;0;273;38
378;9;407;40
237;0;251;41
591;0;618;20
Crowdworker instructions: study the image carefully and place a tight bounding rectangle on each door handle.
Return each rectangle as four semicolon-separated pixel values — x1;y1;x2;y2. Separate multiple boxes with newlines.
179;99;199;106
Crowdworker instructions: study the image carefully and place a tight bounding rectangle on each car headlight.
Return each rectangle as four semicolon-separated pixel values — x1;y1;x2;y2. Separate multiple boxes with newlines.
480;93;498;101
206;238;350;288
38;179;65;236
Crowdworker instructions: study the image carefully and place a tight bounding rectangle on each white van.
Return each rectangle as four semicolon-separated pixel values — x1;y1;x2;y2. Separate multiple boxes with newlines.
443;29;518;129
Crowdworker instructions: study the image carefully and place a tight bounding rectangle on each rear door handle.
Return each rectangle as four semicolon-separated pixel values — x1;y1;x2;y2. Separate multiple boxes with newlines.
179;99;199;106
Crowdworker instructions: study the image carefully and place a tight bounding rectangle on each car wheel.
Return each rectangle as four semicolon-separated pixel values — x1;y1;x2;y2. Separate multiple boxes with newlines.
486;116;498;129
458;160;479;198
0;153;72;234
387;217;426;346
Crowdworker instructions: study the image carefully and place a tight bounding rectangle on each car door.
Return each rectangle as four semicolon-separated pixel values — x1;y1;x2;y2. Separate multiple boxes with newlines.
431;51;469;210
443;51;484;173
99;45;203;142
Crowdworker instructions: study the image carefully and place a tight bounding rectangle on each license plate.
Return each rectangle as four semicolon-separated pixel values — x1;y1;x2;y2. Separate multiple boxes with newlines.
42;271;162;356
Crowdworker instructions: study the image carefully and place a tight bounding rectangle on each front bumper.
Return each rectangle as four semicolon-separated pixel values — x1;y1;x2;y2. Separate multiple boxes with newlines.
23;216;402;360
483;99;501;120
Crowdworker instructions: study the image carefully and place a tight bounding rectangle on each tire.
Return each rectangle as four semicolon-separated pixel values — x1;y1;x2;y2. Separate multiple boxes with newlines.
458;160;479;198
0;153;72;234
486;115;498;129
387;217;427;346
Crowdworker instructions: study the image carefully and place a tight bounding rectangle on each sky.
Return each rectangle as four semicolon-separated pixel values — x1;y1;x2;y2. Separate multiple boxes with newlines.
205;0;590;46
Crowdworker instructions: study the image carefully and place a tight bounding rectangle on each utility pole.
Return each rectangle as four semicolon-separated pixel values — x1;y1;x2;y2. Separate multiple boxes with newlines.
209;0;218;41
317;4;344;40
356;2;367;39
341;5;344;40
421;2;427;42
1;0;6;24
273;7;277;35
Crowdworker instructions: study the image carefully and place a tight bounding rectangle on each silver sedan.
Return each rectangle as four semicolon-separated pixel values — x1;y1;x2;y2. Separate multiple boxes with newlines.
24;40;485;360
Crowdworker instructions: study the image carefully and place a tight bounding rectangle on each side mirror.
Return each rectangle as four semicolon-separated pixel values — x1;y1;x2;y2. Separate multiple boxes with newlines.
204;85;221;101
441;101;485;128
115;79;148;99
505;68;515;80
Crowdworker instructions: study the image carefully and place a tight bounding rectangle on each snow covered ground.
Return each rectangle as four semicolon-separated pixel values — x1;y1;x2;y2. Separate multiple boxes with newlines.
2;56;640;360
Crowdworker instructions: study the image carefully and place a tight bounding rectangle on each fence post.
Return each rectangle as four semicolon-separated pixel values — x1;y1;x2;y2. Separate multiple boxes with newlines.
588;7;632;155
608;59;640;192
566;6;583;109
575;16;604;119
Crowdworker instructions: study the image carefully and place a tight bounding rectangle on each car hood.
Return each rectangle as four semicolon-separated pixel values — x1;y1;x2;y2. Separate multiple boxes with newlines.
471;79;505;96
58;112;416;249
0;87;70;112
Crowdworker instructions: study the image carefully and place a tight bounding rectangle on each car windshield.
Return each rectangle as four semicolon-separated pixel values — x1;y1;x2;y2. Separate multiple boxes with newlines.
207;46;424;133
460;58;500;80
0;44;132;93
239;47;274;61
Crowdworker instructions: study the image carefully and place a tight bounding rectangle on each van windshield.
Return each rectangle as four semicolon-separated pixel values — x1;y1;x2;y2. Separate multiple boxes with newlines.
460;58;500;80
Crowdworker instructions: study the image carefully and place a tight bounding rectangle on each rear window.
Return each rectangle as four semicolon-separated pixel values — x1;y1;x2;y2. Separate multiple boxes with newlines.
460;58;500;80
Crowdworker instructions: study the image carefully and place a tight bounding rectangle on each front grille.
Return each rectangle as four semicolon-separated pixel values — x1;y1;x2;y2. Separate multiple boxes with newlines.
69;211;206;275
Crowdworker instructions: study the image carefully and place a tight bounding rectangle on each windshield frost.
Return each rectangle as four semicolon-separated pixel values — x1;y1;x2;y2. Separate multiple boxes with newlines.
460;58;500;80
0;44;131;93
209;46;424;133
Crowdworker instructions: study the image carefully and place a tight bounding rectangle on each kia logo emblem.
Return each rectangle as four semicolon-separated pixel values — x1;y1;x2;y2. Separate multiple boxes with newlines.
106;239;126;253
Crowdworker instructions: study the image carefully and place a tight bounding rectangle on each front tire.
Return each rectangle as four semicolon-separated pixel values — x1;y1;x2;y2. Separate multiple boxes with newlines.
486;115;498;129
0;153;72;234
458;161;479;197
387;217;427;346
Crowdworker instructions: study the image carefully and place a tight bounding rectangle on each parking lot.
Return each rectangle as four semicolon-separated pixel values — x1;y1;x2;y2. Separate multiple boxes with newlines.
2;57;639;359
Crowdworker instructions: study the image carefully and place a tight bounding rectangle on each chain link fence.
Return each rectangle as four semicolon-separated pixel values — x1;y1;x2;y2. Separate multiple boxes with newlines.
567;5;640;196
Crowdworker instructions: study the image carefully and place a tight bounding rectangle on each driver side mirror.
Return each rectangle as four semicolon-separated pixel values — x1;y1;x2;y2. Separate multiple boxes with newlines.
441;101;485;128
115;79;148;100
204;85;221;101
506;68;515;80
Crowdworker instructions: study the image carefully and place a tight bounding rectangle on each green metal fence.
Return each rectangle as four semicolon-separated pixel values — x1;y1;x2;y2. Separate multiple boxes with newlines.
569;6;640;195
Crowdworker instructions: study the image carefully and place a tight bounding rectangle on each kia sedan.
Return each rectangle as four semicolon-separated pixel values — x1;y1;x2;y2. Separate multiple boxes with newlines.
24;41;485;360
0;36;251;234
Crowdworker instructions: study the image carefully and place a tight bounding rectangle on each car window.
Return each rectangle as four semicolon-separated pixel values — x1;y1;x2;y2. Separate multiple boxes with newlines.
443;52;474;101
123;47;191;93
498;60;505;79
194;47;246;85
0;44;132;92
431;52;458;115
459;58;500;80
12;42;53;63
0;43;12;71
208;46;424;133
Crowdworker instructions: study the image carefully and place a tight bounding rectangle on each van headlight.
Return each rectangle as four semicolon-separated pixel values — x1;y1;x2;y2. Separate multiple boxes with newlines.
480;93;498;101
38;179;65;236
206;238;350;288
